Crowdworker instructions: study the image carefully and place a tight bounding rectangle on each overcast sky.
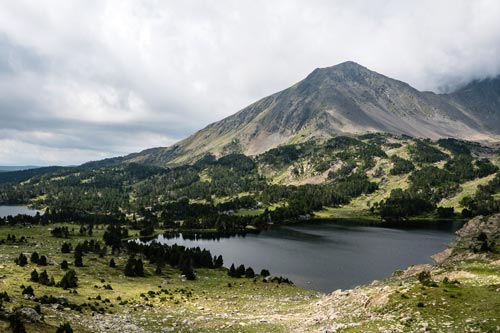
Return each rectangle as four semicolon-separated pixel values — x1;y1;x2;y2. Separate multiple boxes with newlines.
1;0;500;166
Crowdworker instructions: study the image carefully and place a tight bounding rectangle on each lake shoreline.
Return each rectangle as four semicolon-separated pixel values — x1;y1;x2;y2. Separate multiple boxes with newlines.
146;219;461;293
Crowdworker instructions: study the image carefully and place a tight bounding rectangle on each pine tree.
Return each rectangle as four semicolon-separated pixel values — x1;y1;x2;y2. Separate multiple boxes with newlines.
214;255;223;268
60;260;69;270
38;270;50;285
179;256;196;280
260;269;270;277
228;264;236;277
30;252;39;264
49;276;55;287
245;267;255;278
124;257;136;277
30;269;39;282
15;253;28;267
109;258;116;268
236;264;246;278
9;314;26;333
61;242;72;253
134;259;145;277
38;255;47;266
22;285;34;297
74;248;83;267
59;270;78;289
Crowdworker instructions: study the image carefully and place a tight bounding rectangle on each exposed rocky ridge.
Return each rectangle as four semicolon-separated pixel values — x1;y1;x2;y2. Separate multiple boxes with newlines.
117;61;499;167
447;76;500;126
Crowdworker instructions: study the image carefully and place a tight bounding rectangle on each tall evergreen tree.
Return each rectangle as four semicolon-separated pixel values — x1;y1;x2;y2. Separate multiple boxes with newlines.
30;252;39;264
124;257;136;277
245;267;255;278
61;242;72;253
15;253;28;267
38;255;47;266
236;264;246;278
59;270;78;289
74;246;83;267
38;270;50;285
30;269;39;282
134;259;145;277
228;264;236;277
214;255;223;268
179;255;196;280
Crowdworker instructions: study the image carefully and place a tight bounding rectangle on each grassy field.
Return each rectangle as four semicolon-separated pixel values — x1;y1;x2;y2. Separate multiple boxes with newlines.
1;221;500;332
0;223;317;333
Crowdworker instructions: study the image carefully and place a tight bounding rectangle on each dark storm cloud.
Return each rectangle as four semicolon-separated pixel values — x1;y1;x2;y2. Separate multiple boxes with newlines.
1;0;500;165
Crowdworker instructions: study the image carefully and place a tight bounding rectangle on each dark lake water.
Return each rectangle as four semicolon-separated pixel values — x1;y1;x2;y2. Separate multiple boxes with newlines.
0;205;42;217
151;220;463;293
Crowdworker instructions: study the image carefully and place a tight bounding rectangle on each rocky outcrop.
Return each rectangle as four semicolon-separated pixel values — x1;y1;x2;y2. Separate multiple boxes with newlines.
454;214;500;254
431;214;500;264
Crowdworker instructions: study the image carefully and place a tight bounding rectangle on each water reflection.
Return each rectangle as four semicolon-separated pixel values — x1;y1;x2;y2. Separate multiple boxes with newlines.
150;220;462;293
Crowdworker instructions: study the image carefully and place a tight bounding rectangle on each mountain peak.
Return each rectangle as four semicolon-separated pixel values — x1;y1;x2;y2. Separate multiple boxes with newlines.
317;61;366;71
305;61;377;84
332;60;365;69
121;63;499;166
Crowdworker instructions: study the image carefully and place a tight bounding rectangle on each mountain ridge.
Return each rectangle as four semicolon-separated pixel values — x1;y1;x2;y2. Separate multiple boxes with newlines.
97;61;500;167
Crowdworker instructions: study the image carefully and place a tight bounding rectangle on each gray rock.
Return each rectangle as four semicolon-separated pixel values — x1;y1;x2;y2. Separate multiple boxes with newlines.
55;296;69;304
15;307;40;323
52;304;64;310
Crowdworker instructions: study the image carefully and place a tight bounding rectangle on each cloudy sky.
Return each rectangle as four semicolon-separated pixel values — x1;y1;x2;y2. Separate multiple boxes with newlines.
1;0;500;166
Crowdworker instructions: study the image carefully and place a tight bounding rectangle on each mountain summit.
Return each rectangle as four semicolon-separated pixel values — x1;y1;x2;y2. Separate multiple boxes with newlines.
121;61;499;166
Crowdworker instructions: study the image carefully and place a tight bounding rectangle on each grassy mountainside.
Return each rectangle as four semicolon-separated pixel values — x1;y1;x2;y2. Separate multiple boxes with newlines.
0;135;499;227
113;62;499;166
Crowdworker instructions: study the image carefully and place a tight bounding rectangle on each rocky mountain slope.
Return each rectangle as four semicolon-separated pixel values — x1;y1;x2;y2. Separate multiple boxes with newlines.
114;61;499;167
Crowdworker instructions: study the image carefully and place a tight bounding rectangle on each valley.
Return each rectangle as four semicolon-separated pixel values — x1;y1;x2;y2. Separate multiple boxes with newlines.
0;62;499;333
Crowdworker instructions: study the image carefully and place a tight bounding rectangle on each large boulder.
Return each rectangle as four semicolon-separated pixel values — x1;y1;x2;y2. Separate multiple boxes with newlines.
15;307;40;323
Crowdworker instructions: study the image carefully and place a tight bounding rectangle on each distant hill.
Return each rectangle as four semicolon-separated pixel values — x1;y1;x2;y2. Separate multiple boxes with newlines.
0;166;41;172
0;166;64;183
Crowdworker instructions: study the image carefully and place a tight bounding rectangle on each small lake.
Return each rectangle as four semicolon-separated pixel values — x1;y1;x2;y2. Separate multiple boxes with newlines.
0;205;42;217
151;220;462;293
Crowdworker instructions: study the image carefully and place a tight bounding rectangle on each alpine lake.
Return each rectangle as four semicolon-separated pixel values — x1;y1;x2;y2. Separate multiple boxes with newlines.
143;219;462;293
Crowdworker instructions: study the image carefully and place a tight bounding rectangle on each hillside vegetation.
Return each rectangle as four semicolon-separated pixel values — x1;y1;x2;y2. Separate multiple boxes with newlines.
0;135;499;230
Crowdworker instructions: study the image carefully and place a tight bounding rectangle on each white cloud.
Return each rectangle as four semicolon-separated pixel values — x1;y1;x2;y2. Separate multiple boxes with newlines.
0;0;499;165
